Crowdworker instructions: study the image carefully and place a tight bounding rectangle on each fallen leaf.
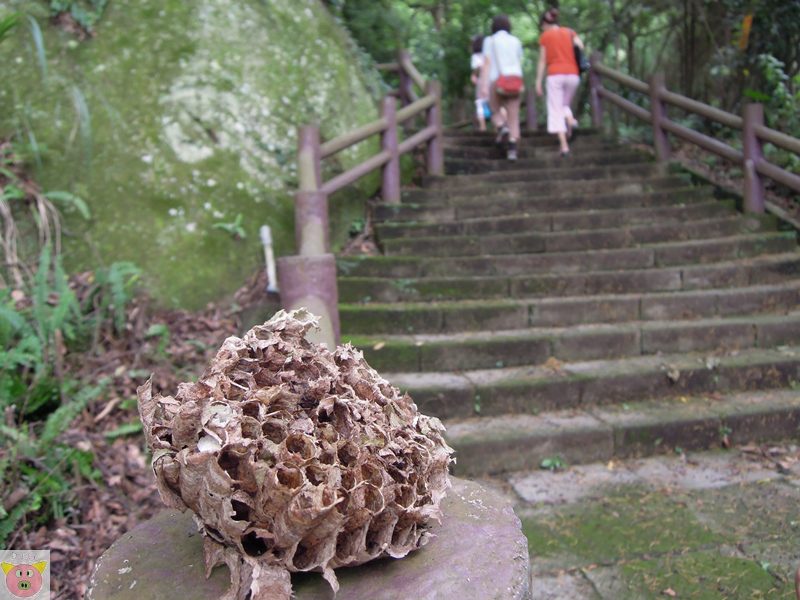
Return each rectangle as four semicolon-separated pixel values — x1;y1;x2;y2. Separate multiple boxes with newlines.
663;588;677;597
372;341;385;351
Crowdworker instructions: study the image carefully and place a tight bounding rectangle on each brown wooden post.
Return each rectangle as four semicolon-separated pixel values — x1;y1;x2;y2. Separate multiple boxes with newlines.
649;73;671;162
525;83;537;133
589;52;604;129
381;96;401;203
426;80;444;176
297;125;322;192
397;50;414;107
742;103;766;213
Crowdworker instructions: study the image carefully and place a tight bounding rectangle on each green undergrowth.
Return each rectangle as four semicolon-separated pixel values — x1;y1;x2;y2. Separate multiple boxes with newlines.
0;247;139;545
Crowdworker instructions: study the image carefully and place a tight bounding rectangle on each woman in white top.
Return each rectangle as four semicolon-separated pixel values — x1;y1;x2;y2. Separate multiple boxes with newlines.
480;15;524;160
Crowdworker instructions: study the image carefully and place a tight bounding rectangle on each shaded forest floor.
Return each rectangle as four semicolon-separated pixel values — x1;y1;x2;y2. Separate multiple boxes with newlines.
8;272;273;599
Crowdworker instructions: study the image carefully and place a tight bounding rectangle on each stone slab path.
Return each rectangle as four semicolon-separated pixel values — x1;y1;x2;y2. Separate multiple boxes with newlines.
482;442;800;599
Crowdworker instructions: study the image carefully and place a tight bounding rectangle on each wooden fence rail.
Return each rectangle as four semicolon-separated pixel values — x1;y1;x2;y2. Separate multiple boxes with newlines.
276;50;443;347
589;53;800;213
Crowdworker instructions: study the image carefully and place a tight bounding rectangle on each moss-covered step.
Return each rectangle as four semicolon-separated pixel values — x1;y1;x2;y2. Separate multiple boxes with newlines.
344;313;800;373
384;345;800;420
374;200;733;240
444;389;800;476
380;216;768;258
339;281;800;335
443;149;646;174
442;134;611;150
341;233;795;279
424;162;663;189
338;252;800;302
372;186;712;222
401;175;689;202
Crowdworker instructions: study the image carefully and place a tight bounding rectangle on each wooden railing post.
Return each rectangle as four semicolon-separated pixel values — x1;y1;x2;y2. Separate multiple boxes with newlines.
276;124;339;348
397;50;414;107
649;73;671;162
425;80;444;176
589;52;604;128
297;125;322;191
525;83;538;132
742;103;766;213
381;96;401;203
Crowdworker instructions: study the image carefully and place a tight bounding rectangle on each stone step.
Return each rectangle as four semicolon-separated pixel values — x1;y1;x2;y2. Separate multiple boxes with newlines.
376;201;734;240
445;388;800;476
372;187;713;222
444;150;645;174
442;133;607;150
338;233;796;279
340;281;800;335
388;345;800;421
380;215;767;258
426;162;662;190
401;176;691;203
346;313;800;374
442;140;618;160
338;251;800;303
376;201;736;240
443;127;601;139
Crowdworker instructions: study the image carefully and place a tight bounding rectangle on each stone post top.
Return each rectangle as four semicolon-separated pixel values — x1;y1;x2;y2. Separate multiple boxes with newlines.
86;477;530;600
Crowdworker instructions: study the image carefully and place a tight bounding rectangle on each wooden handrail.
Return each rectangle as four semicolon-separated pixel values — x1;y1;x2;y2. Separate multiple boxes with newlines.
397;94;436;124
277;50;444;347
658;89;743;129
320;117;389;159
589;55;800;212
755;124;800;155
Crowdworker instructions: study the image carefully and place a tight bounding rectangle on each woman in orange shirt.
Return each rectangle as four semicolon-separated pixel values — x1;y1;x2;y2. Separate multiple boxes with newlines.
535;8;585;157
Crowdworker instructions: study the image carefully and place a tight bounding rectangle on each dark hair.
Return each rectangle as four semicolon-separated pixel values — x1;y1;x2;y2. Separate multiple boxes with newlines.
491;15;511;34
471;35;484;54
540;7;559;27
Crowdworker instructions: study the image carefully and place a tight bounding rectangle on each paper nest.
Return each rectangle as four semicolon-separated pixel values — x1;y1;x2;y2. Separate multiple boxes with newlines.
137;309;454;599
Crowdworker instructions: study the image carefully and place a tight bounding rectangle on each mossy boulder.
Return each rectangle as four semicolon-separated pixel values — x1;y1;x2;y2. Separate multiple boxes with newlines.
0;0;383;308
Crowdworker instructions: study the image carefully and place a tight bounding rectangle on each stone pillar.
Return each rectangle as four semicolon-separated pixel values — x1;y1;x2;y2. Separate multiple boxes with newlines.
525;83;537;133
297;125;322;192
276;254;339;347
294;190;330;256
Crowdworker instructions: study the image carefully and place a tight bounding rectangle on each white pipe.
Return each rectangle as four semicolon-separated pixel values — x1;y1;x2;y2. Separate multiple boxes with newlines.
259;225;279;293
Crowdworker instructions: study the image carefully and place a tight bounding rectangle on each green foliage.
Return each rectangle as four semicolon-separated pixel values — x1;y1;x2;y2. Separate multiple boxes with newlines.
0;382;104;545
0;13;19;45
45;0;109;31
213;213;247;240
88;261;141;334
540;455;567;471
144;323;170;356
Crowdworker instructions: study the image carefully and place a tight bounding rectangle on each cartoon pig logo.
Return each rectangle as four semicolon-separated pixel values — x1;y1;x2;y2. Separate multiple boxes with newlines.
1;561;47;598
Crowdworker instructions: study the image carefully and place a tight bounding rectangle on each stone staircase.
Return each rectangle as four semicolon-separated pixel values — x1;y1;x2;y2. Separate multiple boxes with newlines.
338;129;800;477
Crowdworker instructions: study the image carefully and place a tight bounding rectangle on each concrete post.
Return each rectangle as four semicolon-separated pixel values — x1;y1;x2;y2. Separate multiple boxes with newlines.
297;125;322;192
276;254;340;348
426;80;444;177
589;52;604;129
525;83;537;133
381;96;401;204
649;73;671;162
742;103;766;213
294;190;330;256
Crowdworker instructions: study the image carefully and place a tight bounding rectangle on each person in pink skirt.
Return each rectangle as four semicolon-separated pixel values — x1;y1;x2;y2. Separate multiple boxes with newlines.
535;7;585;157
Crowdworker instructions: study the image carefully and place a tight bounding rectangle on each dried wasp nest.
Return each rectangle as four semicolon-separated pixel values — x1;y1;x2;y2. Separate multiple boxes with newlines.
137;309;454;599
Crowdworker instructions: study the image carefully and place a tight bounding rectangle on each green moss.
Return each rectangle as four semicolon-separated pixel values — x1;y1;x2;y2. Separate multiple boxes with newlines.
0;0;383;308
621;552;792;599
341;337;420;372
521;486;724;563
